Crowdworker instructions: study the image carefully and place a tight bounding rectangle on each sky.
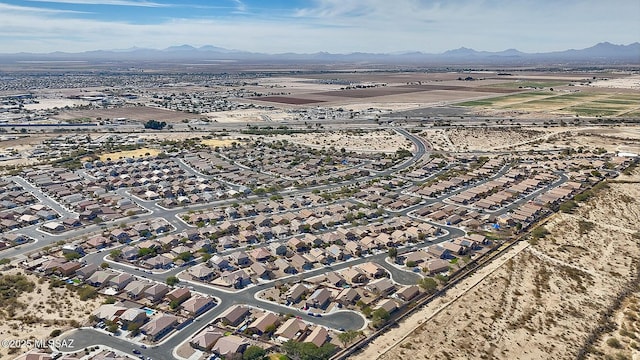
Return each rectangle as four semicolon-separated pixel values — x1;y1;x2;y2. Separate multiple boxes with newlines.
1;0;639;54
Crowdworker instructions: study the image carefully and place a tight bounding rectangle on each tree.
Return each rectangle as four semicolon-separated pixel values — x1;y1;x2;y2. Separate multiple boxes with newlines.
337;330;362;347
106;321;118;334
281;340;336;360
243;346;266;360
174;252;192;262
144;120;167;130
128;323;141;336
559;200;577;213
388;247;398;260
100;262;109;269
64;251;82;261
76;285;97;301
138;247;155;257
435;273;449;285
418;277;438;294
166;276;179;286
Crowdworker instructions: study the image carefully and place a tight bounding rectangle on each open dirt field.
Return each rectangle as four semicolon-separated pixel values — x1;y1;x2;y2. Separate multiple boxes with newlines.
53;106;193;123
502;127;640;154
589;75;640;90
23;99;91;111
201;139;236;147
271;129;412;153
0;268;102;359
99;147;160;161
352;168;640;360
202;108;291;122
422;127;549;152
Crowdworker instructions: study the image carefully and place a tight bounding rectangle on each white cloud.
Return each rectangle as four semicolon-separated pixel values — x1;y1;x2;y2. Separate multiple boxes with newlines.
0;2;86;13
26;0;171;7
0;0;638;54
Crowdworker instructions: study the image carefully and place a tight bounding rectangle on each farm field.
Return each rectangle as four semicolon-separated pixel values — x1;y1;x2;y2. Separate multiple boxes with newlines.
457;90;640;118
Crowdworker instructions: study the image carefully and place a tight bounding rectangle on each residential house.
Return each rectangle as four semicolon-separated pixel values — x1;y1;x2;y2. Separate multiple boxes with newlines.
275;318;308;342
341;268;367;284
269;242;288;256
144;283;170;303
325;272;346;288
441;241;464;255
304;326;328;347
212;335;248;358
107;273;133;290
182;295;215;317
375;298;399;314
141;314;179;341
218;269;251;288
56;261;82;276
86;270;117;287
286;284;308;303
190;328;224;351
119;308;147;330
250;247;271;262
250;262;272;280
229;251;251;267
426;259;450;274
209;255;230;271
218;305;249;327
124;280;152;300
396;285;420;301
336;287;360;305
189;264;215;281
366;278;396;295
358;262;386;279
75;263;98;279
274;258;296;274
166;288;191;305
427;244;451;259
247;312;279;335
305;288;331;309
93;304;127;322
290;253;312;271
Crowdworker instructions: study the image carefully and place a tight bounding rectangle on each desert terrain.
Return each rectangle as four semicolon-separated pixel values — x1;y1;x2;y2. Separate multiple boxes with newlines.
0;268;102;359
352;167;640;360
272;129;413;153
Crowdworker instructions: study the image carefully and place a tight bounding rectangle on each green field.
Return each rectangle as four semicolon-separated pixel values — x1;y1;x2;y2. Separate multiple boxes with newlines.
487;81;569;89
457;91;640;117
457;91;553;107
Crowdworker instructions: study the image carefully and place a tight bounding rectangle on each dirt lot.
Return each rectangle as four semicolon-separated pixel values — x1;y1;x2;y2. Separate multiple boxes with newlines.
99;147;160;161
53;106;193;123
422;127;549;152
271;129;412;153
0;268;102;359
353;168;640;360
509;127;640;154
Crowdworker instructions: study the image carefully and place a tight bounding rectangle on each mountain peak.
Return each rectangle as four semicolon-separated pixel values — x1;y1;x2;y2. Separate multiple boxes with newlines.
443;47;478;55
164;44;197;52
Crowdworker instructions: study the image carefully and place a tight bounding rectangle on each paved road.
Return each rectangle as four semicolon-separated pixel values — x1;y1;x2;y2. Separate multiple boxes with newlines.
11;175;77;218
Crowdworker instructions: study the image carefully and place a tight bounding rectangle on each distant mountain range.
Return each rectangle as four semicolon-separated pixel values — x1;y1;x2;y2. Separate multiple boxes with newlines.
1;42;638;66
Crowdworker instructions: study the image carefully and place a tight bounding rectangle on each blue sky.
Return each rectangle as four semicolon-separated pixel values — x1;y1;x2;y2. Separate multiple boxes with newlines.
1;0;639;54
